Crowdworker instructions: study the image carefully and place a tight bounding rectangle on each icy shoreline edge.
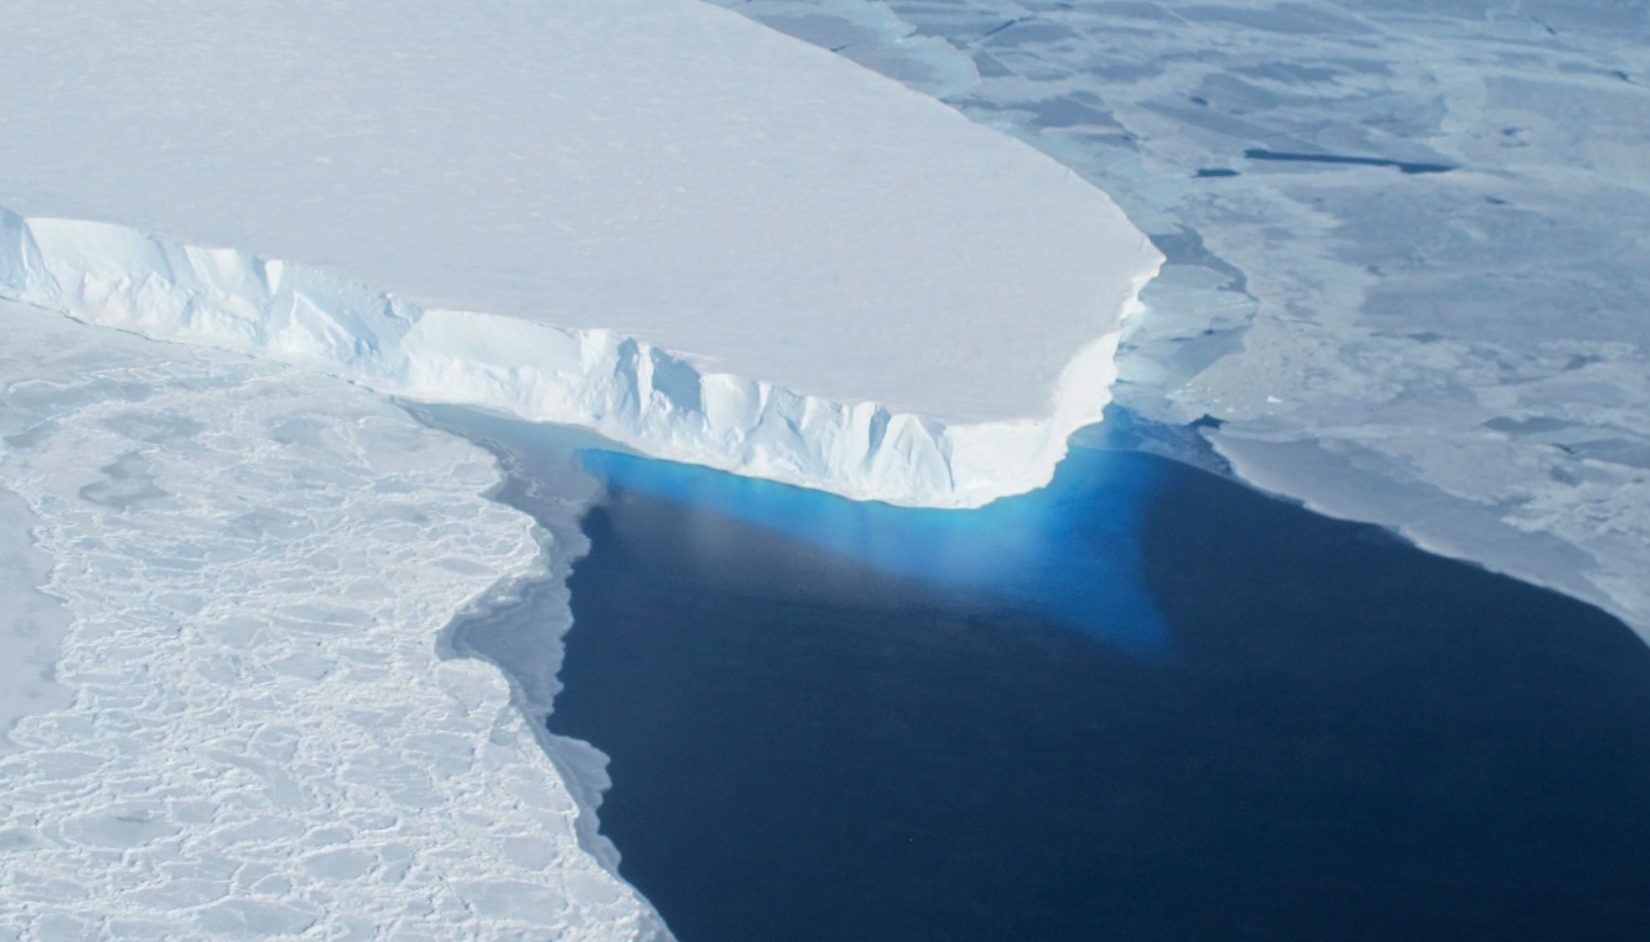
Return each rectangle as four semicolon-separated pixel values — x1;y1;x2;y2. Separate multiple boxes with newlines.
0;206;1158;509
0;303;672;939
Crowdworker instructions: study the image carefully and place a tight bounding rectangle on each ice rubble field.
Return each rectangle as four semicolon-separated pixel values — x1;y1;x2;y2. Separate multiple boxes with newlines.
0;0;1160;509
0;301;666;941
718;0;1650;636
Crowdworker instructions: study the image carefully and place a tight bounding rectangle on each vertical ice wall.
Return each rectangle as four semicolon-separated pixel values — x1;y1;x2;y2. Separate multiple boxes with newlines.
0;206;1156;508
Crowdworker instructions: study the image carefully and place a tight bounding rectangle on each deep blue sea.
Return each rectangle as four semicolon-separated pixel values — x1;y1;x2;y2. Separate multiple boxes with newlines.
550;440;1650;942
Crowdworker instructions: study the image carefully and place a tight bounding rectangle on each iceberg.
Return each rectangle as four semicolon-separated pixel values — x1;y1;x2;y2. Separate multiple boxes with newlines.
0;0;1160;508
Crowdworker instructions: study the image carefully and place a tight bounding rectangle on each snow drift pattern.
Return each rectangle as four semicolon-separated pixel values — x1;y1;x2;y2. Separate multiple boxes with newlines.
0;207;1155;507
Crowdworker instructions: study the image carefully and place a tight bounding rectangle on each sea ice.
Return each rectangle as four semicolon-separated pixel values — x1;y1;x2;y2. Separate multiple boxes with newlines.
0;301;667;940
0;489;71;746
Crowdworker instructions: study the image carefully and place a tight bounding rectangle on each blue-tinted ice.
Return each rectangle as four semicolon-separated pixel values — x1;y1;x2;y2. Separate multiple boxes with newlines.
580;443;1172;656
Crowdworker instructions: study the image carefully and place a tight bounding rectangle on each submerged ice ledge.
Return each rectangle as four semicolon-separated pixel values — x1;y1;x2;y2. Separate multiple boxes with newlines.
0;206;1157;509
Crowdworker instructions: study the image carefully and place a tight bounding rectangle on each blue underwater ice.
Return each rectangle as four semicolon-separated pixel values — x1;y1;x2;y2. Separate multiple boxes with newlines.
579;441;1172;657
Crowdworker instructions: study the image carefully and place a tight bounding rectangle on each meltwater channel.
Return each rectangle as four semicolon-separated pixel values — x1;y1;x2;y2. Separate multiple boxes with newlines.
431;408;1650;942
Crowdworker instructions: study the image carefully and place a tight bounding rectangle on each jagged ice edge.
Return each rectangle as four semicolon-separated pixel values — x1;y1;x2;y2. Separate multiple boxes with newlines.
0;207;1157;507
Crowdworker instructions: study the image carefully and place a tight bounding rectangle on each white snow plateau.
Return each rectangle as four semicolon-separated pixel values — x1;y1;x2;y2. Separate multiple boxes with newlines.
0;0;1160;509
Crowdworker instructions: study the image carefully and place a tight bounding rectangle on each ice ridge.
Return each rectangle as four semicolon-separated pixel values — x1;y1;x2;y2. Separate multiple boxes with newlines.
0;206;1158;509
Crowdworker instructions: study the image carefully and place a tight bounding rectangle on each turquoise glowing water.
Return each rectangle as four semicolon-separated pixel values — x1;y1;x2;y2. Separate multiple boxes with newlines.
579;445;1170;657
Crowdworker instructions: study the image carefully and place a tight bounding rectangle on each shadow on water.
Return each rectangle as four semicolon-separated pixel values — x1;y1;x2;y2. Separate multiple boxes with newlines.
579;446;1171;657
553;439;1650;942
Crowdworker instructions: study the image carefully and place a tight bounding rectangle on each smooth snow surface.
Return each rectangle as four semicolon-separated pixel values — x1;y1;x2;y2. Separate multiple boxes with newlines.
0;0;1160;507
0;301;666;941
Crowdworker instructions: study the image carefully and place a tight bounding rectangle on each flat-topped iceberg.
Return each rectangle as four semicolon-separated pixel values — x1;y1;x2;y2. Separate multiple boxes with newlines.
0;0;1160;507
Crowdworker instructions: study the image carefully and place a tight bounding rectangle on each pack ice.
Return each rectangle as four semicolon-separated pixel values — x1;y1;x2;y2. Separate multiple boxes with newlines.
0;0;1160;508
0;300;669;940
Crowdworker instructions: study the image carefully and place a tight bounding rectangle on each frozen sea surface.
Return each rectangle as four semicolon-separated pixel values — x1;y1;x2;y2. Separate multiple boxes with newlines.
0;303;665;940
0;489;72;745
711;0;1650;633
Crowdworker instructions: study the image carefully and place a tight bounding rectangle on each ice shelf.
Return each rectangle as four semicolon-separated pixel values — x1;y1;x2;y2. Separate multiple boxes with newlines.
0;0;1161;508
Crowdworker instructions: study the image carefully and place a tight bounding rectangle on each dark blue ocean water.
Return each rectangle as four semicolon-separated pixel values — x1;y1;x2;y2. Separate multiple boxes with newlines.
551;443;1650;942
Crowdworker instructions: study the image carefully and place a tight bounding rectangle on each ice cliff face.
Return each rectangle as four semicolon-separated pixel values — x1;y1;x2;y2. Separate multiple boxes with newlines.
0;207;1156;509
0;0;1164;507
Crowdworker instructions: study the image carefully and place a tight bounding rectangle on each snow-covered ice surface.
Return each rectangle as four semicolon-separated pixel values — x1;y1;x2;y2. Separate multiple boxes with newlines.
0;301;666;941
0;0;1161;508
0;489;72;748
714;0;1650;635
